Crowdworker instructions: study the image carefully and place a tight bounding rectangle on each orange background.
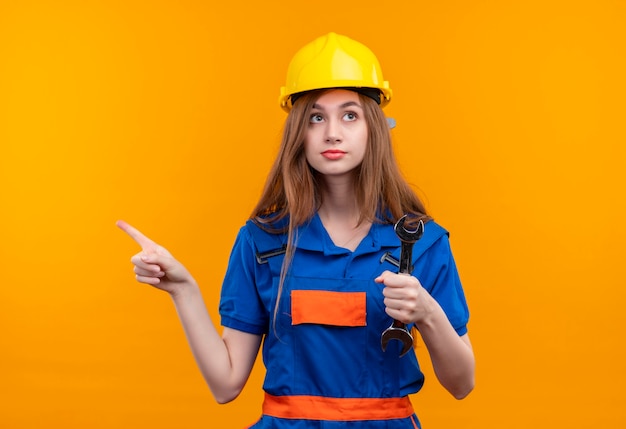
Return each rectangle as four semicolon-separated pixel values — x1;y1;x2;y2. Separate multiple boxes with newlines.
1;1;625;427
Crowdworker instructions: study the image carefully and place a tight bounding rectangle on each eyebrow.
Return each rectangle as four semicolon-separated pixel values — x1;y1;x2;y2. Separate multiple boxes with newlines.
312;101;362;110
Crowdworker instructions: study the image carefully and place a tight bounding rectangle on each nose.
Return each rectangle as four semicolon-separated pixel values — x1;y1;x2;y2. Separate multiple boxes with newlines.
324;118;342;143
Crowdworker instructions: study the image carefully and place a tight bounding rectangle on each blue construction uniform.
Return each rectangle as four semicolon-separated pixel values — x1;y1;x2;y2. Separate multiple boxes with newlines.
219;214;469;428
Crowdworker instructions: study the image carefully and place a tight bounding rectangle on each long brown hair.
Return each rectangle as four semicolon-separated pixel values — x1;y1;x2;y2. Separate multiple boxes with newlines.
250;89;431;330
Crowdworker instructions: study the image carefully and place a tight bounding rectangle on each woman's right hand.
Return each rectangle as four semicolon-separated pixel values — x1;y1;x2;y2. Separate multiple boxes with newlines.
117;220;194;295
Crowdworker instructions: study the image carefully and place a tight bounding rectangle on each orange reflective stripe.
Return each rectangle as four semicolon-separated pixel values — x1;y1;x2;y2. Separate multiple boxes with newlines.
262;393;414;421
291;290;366;326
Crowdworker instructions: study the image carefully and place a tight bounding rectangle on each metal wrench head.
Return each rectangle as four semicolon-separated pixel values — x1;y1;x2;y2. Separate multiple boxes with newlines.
394;215;425;243
381;326;413;357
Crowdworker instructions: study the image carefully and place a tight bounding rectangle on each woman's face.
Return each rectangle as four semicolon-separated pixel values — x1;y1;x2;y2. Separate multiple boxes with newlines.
303;89;369;179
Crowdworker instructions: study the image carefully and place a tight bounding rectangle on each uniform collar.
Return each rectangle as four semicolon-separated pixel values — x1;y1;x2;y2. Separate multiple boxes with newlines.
295;213;399;255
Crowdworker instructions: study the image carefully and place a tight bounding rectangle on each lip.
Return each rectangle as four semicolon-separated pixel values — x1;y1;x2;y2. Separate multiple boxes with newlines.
321;149;346;160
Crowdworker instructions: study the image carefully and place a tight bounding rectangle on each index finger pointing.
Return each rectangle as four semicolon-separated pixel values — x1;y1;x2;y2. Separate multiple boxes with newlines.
116;220;156;249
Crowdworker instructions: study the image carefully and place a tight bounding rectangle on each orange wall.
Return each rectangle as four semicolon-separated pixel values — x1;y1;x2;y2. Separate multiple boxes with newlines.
1;1;625;427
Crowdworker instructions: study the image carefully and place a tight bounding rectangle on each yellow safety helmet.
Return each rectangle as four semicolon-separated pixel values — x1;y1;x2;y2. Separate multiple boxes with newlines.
279;32;392;112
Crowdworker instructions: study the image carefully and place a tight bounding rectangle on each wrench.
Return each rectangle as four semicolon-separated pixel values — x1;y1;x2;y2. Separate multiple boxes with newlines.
380;214;425;357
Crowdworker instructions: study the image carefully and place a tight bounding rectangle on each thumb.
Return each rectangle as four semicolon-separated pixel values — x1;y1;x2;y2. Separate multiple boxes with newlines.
139;246;177;271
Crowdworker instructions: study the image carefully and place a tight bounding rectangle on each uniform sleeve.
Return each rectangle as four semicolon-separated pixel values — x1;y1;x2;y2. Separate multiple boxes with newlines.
414;234;470;336
219;226;269;335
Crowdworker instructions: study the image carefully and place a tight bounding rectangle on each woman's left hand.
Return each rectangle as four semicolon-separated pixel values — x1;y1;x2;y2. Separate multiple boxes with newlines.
377;271;475;399
375;271;434;325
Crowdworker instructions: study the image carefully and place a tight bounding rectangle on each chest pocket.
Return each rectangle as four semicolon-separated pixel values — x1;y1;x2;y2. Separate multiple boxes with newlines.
291;290;366;327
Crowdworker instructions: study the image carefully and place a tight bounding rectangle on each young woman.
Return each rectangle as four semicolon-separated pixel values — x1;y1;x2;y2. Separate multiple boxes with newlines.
118;32;475;428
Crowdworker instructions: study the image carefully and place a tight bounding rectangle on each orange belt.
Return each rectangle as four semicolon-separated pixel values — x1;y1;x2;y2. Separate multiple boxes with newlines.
262;393;415;421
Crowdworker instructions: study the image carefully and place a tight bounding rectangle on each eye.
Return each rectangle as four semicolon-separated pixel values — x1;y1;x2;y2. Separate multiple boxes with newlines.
343;112;357;121
310;113;324;123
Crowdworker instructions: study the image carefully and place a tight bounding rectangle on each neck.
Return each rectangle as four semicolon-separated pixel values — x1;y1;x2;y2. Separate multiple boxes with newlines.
316;180;371;251
317;176;360;224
